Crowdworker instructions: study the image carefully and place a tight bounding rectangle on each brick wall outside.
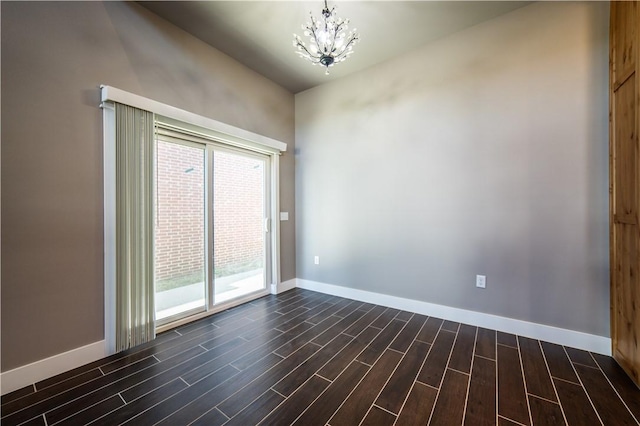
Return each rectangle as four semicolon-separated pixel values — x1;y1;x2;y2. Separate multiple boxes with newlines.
213;151;264;277
155;142;264;285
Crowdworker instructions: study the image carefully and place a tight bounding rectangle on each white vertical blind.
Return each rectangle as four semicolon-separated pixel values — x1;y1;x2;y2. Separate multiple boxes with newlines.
115;103;156;351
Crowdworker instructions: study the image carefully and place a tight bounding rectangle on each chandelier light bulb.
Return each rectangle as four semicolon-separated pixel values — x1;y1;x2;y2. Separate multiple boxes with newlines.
293;0;360;75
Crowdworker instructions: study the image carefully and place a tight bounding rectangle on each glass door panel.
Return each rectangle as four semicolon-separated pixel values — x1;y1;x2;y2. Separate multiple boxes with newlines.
212;149;267;304
155;141;206;322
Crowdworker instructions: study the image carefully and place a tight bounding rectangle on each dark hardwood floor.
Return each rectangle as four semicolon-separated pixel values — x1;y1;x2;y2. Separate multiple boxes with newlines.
2;288;639;425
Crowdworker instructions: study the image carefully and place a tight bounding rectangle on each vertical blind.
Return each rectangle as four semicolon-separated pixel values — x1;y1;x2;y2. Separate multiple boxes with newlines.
115;103;156;351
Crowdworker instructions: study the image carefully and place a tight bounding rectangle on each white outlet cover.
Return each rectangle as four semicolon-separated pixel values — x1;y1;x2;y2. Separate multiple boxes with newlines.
280;212;289;221
314;256;320;265
476;275;486;288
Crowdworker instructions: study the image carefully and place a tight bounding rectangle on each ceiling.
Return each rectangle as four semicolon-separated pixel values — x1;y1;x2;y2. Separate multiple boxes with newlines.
140;1;530;94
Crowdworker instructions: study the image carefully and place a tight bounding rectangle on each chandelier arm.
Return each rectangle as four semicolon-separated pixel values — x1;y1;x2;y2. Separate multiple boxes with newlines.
332;24;341;42
309;25;323;55
295;40;316;59
333;21;346;51
334;36;358;60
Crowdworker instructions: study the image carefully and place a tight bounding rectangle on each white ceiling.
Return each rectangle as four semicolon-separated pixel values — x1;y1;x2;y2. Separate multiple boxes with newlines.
140;1;530;93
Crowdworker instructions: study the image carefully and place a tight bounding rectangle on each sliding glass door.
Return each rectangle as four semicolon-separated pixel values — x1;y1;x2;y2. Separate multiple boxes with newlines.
155;136;270;325
155;141;207;322
212;148;269;304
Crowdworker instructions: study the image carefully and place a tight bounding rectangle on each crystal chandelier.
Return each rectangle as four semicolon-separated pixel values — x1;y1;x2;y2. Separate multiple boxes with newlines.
293;0;360;75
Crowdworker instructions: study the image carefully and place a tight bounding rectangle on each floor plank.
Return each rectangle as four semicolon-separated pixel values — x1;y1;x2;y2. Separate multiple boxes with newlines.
224;390;284;426
528;395;565;426
0;385;35;406
274;315;342;358
389;314;427;353
475;328;497;360
311;310;367;346
442;320;461;333
1;367;109;417
449;324;477;374
429;369;470;426
261;375;331;426
574;363;638;426
395;381;438;426
94;378;188;426
305;298;354;325
274;334;352;396
396;311;413;321
565;347;597;367
357;319;405;366
231;322;316;371
592;352;640;422
553;378;602;426
190;408;229;426
217;342;321;418
152;354;282;425
19;415;46;426
540;342;579;384
464;356;496;426
329;349;403;426
110;366;237;425
518;336;556;401
376;340;431;414
274;302;334;333
343;306;387;337
292;361;370;426
333;300;364;318
370;308;401;329
317;327;380;381
499;416;523;426
417;328;456;388
416;317;443;344
183;331;281;385
361;406;397;426
2;355;162;426
497;344;530;426
124;340;239;400
57;395;124;426
497;332;518;348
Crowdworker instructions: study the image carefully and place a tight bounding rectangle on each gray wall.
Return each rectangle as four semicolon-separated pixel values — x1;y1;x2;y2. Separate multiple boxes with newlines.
295;2;610;337
1;1;295;371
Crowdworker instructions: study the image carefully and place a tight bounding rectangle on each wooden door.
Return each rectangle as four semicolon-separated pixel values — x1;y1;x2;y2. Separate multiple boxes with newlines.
610;1;640;387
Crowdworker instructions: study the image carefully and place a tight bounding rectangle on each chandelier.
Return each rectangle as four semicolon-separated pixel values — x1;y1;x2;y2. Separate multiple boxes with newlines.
293;0;360;75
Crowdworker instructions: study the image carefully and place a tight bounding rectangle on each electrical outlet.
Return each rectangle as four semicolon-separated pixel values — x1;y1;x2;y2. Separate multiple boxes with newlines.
314;256;320;265
476;275;486;289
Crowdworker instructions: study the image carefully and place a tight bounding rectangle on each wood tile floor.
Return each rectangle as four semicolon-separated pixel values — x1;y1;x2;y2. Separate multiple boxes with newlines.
2;288;639;425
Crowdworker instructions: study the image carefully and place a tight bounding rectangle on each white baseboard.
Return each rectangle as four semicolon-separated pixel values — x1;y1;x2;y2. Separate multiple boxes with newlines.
1;340;106;395
296;279;611;356
271;278;297;295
